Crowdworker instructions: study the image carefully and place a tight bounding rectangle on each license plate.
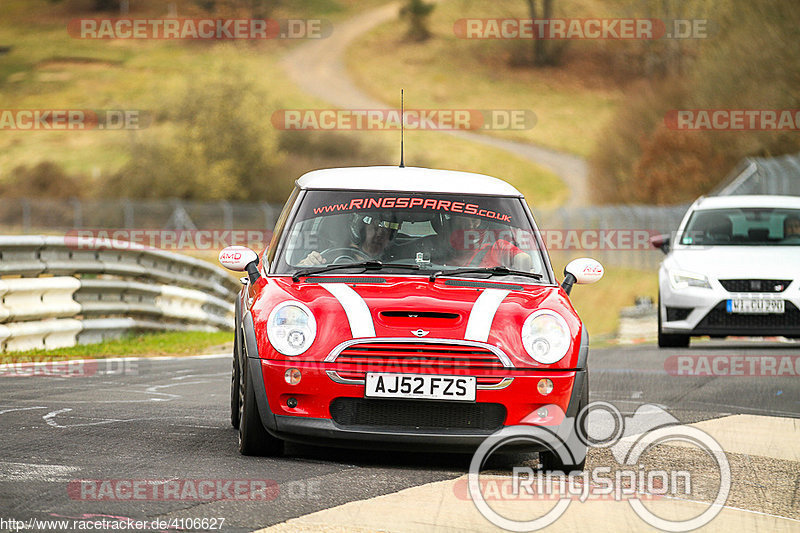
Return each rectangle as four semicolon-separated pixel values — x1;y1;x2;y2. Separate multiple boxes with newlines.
365;373;476;402
726;298;785;314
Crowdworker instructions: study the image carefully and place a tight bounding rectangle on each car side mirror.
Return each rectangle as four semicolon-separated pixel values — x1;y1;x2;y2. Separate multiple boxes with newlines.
650;234;671;254
219;246;261;284
561;258;604;295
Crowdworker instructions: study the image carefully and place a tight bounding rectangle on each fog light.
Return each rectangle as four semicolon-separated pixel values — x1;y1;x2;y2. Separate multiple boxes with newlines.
284;368;301;385
537;407;549;418
287;397;298;408
537;378;554;396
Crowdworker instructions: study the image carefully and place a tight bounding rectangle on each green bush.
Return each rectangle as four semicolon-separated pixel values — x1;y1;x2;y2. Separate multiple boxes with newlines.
104;60;289;202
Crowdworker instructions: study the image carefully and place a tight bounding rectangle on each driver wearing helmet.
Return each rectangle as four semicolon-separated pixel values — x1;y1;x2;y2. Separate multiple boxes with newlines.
298;213;401;266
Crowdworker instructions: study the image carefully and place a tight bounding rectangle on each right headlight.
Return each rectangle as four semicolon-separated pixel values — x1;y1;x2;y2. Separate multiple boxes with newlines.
668;269;711;290
521;310;571;364
266;301;317;356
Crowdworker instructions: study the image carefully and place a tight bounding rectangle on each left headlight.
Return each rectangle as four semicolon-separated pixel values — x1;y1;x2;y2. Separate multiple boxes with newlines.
521;310;571;364
267;301;317;356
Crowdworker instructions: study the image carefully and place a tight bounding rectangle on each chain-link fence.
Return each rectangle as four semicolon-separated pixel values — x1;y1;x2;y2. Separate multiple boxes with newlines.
715;151;800;196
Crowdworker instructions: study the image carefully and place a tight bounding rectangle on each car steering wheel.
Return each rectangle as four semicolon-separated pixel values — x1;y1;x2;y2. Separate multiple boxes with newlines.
320;247;372;264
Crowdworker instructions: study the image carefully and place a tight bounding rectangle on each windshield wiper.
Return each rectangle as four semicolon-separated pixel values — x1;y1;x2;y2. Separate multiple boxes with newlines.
293;261;420;282
429;266;543;282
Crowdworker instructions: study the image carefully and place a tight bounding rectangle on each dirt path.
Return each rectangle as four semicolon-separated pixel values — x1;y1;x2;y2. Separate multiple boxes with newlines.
280;2;590;206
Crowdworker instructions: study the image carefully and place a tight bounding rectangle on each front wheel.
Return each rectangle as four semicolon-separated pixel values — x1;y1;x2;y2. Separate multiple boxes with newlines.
230;355;240;429
657;292;690;348
238;350;283;456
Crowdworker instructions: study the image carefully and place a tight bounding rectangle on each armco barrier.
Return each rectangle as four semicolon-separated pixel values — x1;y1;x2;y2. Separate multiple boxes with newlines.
0;236;239;353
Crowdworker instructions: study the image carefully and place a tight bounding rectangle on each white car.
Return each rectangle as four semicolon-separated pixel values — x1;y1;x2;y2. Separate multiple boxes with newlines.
654;195;800;348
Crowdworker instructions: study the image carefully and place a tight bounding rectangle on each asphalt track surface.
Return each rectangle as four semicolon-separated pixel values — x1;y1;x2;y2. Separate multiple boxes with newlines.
1;340;797;532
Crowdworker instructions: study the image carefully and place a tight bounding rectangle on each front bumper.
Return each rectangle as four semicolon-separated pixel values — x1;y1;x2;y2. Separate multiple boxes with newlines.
659;274;800;337
246;357;586;452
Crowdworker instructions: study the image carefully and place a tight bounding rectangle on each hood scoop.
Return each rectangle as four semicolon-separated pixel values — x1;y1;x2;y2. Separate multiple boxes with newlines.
378;310;462;328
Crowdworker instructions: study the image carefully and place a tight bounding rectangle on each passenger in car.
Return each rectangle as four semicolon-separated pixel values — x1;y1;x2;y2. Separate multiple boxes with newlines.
442;215;532;270
783;215;800;240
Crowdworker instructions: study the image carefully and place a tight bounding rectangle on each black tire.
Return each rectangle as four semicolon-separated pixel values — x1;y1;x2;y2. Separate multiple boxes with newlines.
238;344;283;456
657;292;690;348
231;299;242;429
539;375;588;473
230;355;240;429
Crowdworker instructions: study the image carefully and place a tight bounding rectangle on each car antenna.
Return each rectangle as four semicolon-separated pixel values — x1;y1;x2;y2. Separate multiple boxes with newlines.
399;89;405;168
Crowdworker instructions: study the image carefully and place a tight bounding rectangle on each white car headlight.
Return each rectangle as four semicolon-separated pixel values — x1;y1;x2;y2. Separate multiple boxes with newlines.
267;301;316;356
521;310;571;364
669;269;711;290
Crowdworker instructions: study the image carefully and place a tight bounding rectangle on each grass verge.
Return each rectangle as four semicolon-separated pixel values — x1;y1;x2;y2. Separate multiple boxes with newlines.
1;0;566;207
0;330;232;361
562;264;658;338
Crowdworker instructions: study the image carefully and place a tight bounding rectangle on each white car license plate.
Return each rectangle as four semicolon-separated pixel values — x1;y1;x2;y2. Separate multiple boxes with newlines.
726;298;785;314
365;373;476;402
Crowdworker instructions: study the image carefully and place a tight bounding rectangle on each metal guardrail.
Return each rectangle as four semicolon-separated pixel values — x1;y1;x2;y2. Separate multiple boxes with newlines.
0;236;239;352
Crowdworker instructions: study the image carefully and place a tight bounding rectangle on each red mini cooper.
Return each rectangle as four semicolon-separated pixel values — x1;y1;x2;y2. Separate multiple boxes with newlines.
219;166;603;468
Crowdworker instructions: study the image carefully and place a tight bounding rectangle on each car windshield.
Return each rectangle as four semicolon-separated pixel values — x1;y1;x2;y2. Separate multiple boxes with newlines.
273;190;551;283
680;207;800;246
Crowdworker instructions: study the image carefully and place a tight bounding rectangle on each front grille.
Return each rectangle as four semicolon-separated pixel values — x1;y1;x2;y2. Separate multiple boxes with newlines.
329;398;506;431
666;307;693;321
332;341;509;373
719;279;791;293
696;301;800;330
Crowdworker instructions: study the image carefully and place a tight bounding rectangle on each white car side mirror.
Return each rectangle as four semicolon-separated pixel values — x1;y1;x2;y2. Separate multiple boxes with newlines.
562;258;604;295
219;246;259;272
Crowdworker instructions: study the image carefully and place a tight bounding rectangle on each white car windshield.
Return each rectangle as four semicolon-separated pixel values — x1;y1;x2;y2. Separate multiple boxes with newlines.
274;190;550;282
680;207;800;246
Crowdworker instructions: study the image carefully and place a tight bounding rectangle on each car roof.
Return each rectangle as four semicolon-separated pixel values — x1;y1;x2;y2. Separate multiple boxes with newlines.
691;195;800;210
296;166;524;197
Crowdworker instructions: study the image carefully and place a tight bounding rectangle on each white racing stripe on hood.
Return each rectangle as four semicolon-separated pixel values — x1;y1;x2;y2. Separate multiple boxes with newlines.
464;289;511;342
319;283;376;338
